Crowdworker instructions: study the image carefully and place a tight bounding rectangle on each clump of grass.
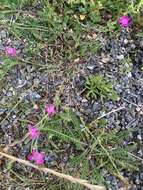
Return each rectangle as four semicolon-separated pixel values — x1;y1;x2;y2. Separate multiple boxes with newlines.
85;75;118;101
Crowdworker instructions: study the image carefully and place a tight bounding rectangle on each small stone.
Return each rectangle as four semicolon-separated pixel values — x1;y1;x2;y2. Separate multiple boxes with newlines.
0;108;7;115
12;115;17;120
87;65;95;70
140;40;143;48
135;178;140;185
9;87;14;91
137;134;142;140
1;120;9;131
139;172;143;180
127;72;132;78
136;107;141;112
17;79;27;88
0;44;4;50
117;54;124;60
7;91;13;97
3;89;7;95
0;30;7;38
20;93;28;100
101;57;110;63
9;87;16;95
29;92;41;100
124;39;128;44
81;98;88;103
33;79;40;86
26;65;34;73
0;98;6;104
129;185;138;190
131;43;136;49
137;150;142;155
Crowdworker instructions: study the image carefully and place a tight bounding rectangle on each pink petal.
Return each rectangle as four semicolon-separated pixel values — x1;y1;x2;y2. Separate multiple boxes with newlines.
28;124;40;139
27;149;37;161
5;47;17;57
27;153;34;161
27;150;45;165
45;104;56;117
35;153;45;165
118;16;130;27
35;157;45;165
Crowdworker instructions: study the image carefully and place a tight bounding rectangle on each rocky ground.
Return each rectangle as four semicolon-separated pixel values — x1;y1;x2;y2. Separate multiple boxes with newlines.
0;26;143;190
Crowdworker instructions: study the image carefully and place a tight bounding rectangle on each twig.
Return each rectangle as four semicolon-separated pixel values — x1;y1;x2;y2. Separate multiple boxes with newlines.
128;152;143;162
90;106;125;126
0;152;106;190
122;98;139;107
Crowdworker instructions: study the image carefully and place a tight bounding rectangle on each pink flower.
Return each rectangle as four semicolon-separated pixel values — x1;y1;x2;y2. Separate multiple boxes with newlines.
28;124;40;139
118;16;130;27
27;149;45;165
5;47;17;57
45;104;56;117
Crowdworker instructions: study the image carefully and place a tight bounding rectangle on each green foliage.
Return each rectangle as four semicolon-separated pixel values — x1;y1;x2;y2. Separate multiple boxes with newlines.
40;108;85;150
68;125;138;187
0;0;142;189
39;105;139;188
67;0;102;23
128;0;143;14
67;0;143;25
0;57;17;80
38;2;64;39
85;75;118;101
0;0;142;71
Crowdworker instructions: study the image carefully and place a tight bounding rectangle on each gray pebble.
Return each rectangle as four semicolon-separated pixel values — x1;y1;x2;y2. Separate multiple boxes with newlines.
124;39;128;44
17;79;27;88
117;54;124;60
29;91;41;100
0;108;7;115
140;172;143;180
139;40;143;48
101;57;110;63
0;98;6;104
87;65;95;70
1;120;9;132
0;30;7;38
33;78;40;86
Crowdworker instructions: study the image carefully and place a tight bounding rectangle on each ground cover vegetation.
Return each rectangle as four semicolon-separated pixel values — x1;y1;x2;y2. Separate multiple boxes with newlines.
0;0;143;190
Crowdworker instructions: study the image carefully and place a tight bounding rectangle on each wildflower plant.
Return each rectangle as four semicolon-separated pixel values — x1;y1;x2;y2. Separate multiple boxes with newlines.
45;104;56;117
27;149;45;165
85;75;118;101
0;0;141;189
28;124;40;140
118;15;130;27
5;47;17;57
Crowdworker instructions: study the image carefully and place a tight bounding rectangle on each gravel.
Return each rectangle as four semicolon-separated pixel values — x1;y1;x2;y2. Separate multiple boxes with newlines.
0;26;143;190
